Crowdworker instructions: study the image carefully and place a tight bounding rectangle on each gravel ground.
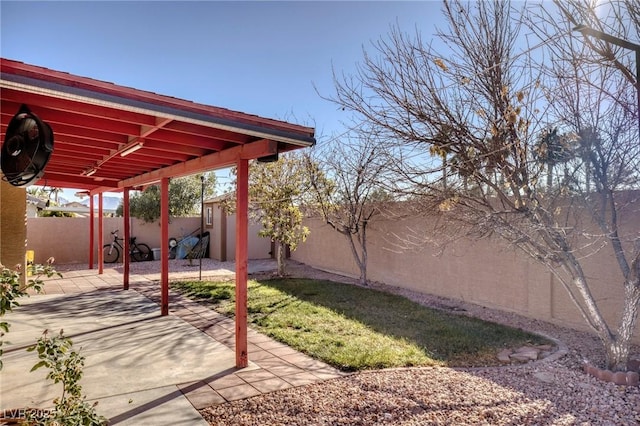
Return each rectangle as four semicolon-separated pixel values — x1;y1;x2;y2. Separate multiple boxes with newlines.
202;364;638;425
207;261;640;426
57;259;640;425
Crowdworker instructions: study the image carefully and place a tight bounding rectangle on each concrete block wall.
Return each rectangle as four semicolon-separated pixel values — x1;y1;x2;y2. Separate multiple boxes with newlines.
292;205;640;344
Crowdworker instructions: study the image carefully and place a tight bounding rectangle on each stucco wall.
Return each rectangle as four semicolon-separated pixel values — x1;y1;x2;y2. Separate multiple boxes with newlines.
224;214;272;261
292;203;640;343
209;205;226;261
26;217;201;264
0;181;27;286
132;217;203;251
202;200;272;261
26;215;271;264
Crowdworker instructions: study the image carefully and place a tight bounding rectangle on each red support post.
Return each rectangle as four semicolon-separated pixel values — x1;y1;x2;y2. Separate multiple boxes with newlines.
235;158;249;368
123;188;130;290
98;193;104;275
89;194;94;269
161;178;169;316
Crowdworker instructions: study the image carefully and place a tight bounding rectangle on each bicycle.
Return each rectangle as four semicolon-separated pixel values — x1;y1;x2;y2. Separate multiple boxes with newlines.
103;229;152;263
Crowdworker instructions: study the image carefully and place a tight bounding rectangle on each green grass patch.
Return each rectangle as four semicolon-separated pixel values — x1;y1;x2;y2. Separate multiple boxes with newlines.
172;278;549;371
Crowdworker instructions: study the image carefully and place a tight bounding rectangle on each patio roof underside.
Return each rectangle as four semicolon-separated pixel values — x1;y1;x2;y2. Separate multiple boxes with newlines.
0;58;315;193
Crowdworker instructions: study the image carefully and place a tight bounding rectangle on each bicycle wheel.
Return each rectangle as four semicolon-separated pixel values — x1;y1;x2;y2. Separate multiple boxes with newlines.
103;244;120;263
131;243;152;262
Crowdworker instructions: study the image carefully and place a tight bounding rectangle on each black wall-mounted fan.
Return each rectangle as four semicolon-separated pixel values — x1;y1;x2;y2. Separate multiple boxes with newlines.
1;104;54;187
257;152;279;163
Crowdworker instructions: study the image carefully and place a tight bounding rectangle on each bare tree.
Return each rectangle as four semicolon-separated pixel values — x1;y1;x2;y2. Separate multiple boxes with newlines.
306;134;392;286
327;0;639;371
527;0;640;371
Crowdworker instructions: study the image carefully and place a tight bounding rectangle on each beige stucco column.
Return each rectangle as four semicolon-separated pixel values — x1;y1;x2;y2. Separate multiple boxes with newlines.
0;180;27;287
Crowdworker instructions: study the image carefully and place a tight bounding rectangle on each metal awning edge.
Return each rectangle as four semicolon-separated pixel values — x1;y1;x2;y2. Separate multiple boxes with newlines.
1;74;316;147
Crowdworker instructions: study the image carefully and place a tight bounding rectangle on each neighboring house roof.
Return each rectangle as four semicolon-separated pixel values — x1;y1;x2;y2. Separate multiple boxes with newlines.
77;196;122;210
204;192;235;204
26;194;48;209
64;201;86;208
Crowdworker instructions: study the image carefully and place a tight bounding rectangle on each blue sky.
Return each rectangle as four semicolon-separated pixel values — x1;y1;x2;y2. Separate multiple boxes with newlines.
1;1;445;200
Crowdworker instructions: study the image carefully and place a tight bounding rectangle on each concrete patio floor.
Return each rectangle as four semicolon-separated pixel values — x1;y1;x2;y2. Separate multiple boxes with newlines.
0;261;346;425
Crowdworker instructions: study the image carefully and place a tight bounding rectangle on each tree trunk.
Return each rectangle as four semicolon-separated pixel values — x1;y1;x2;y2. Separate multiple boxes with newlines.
605;280;640;371
442;155;448;192
577;276;640;371
359;222;368;286
345;232;367;286
584;162;591;194
551;259;622;369
276;241;286;276
606;339;631;372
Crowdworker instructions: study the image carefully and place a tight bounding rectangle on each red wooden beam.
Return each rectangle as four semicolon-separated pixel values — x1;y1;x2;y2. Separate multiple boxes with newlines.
120;139;277;188
164;121;248;144
38;122;128;145
28;106;142;135
235;158;249;369
49;134;121;151
40;172;119;189
141;138;208;157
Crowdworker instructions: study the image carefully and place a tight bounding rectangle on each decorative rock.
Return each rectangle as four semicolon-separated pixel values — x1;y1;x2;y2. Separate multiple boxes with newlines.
495;343;557;365
585;364;599;378
512;347;540;361
497;349;512;363
626;371;639;386
612;371;627;385
510;353;534;363
534;344;553;351
598;369;613;382
581;362;640;386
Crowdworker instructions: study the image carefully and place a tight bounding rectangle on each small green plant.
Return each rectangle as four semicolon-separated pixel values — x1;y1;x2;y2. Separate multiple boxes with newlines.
0;259;59;370
25;329;106;425
1;260;104;425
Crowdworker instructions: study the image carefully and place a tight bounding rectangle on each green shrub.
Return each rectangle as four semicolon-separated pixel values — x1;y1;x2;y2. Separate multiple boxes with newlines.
0;260;59;370
26;330;106;425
